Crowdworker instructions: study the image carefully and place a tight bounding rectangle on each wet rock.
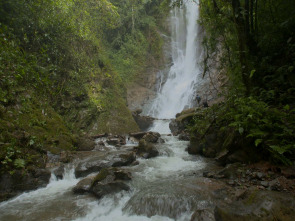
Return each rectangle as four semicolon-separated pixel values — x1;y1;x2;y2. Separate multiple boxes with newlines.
60;151;73;163
72;176;94;194
130;132;148;140
216;163;243;179
203;171;215;178
106;138;121;146
179;132;190;141
191;209;215;221
90;168;131;198
130;160;140;166
91;133;108;139
260;181;269;188
111;152;136;167
76;137;95;151
131;110;155;131
169;119;184;136
53;165;65;180
170;108;197;135
74;151;136;178
142;132;160;143
0;169;51;202
234;189;247;200
136;139;159;159
187;140;203;155
256;172;265;180
214;190;295;221
73;168;131;198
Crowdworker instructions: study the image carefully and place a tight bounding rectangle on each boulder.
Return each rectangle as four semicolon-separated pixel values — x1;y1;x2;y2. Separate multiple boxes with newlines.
0;168;51;202
73;168;131;199
72;176;94;194
53;165;64;180
111;152;136;167
131;110;155;131
76;137;95;151
142;132;160;143
214;190;295;221
75;159;110;178
191;209;215;221
130;132;148;140
136;139;159;159
74;151;136;178
179;132;190;141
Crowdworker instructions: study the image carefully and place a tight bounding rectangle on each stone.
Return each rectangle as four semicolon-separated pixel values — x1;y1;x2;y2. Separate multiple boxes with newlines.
74;151;136;178
179;132;190;141
76;137;95;151
136;139;159;159
107;138;121;146
72;176;94;194
131;110;155;131
111;152;136;167
73;168;131;198
130;132;148;140
53;165;64;180
142;132;160;143
90;168;131;198
190;209;215;221
256;172;265;180
187;140;203;155
0;169;51;202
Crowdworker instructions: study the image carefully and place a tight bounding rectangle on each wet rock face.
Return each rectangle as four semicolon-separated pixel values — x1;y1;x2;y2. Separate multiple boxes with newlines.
131;110;155;131
136;139;159;159
0;169;51;202
73;168;131;199
74;151;136;178
214;190;295;221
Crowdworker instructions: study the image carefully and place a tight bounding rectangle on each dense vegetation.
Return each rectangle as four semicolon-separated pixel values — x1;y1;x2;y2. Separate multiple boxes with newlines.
0;0;167;173
189;0;295;164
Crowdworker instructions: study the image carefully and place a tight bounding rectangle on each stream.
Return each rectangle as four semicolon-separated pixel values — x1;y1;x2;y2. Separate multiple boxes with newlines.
0;1;211;220
0;120;220;221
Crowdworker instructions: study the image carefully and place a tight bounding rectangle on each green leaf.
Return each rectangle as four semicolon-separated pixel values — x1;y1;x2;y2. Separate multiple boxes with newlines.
255;139;262;147
249;69;256;78
29;139;35;146
14;159;26;168
283;104;290;111
239;127;244;134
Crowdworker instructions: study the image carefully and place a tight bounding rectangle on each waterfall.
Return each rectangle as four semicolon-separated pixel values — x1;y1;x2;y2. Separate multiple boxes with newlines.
147;0;202;119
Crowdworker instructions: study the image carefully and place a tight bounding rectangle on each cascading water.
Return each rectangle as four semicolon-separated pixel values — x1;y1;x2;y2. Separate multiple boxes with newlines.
147;0;202;119
0;1;210;220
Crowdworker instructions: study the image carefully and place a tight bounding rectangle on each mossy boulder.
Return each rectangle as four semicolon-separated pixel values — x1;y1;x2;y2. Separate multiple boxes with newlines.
136;139;159;159
72;168;131;199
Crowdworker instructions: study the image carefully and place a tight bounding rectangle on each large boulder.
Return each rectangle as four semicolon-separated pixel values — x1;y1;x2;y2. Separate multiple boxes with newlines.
74;151;136;178
214;189;295;221
142;132;160;143
76;137;95;151
131;109;155;131
72;168;131;199
170;108;197;135
0;169;51;202
135;139;159;159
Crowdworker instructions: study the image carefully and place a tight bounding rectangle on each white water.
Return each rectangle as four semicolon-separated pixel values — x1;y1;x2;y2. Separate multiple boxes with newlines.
148;0;202;119
0;1;206;220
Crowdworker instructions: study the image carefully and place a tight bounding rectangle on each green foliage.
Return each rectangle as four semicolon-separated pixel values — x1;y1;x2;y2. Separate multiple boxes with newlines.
197;0;295;164
0;0;164;173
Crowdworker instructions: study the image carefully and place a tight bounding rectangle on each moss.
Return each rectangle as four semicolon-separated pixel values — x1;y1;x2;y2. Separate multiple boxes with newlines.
92;168;110;185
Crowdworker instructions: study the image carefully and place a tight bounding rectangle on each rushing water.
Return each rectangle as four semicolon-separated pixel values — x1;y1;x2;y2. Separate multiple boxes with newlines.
0;1;208;220
147;0;202;119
